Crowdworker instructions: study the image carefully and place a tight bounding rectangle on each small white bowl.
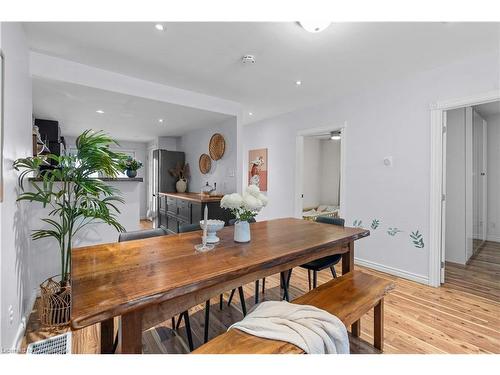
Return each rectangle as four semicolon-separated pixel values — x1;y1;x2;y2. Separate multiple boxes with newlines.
200;219;225;243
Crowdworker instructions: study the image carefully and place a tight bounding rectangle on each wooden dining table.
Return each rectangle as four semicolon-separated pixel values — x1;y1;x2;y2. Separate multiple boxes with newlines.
71;217;370;354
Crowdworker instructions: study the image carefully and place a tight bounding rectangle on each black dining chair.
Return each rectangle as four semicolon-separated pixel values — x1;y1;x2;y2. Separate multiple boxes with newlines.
118;227;194;352
260;216;345;301
297;216;345;290
177;222;247;344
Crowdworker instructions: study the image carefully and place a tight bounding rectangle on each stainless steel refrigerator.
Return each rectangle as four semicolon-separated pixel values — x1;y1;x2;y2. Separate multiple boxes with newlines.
152;149;185;228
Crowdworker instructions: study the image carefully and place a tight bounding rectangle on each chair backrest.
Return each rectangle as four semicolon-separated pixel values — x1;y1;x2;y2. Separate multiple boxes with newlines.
228;218;256;226
316;216;345;227
179;223;201;233
118;228;168;242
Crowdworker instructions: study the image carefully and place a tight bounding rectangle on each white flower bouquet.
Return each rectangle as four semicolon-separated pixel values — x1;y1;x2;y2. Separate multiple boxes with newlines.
220;185;268;222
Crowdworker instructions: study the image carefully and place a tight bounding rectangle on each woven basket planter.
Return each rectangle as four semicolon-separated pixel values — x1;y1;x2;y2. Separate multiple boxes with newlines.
38;276;71;327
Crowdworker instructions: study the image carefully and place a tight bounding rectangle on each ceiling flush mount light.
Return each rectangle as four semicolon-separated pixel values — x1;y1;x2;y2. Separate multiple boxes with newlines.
96;110;104;114
155;24;165;31
330;131;341;140
295;80;302;86
298;21;331;33
241;55;256;64
248;112;253;116
158;118;164;123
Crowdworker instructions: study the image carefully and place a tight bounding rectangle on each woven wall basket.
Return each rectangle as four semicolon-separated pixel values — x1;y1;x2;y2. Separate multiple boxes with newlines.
199;153;212;174
38;276;71;327
209;133;226;160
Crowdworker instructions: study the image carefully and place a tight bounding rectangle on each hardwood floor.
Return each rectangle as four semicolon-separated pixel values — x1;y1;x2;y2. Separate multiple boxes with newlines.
139;219;153;230
23;264;500;354
445;240;500;301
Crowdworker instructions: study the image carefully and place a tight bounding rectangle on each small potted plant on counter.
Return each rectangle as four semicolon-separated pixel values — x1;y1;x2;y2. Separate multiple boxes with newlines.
220;185;268;242
13;130;126;327
169;162;190;193
120;156;143;178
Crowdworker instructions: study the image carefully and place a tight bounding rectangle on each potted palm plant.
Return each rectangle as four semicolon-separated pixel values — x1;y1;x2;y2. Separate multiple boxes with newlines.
13;130;127;326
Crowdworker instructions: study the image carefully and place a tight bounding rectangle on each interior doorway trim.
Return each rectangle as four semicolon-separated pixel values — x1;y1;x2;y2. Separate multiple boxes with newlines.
294;122;347;220
429;90;500;287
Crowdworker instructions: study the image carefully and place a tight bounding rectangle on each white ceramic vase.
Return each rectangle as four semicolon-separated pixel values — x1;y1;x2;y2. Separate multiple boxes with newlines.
234;220;251;243
176;178;187;193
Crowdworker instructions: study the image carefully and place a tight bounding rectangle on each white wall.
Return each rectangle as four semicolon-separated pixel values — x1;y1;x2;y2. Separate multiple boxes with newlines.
319;139;341;206
242;51;499;284
445;108;467;264
178;117;238;194
0;23;34;351
486;113;500;242
302;138;321;208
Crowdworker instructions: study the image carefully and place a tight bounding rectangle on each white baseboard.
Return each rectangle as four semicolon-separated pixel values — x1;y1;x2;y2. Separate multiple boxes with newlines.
486;235;500;243
11;290;38;352
355;257;429;285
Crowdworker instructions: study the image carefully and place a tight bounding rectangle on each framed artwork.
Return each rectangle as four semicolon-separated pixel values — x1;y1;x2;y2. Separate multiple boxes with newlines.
248;148;268;192
0;50;4;202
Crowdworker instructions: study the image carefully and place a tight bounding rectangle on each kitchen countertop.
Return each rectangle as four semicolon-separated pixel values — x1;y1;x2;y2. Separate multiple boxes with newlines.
158;192;224;203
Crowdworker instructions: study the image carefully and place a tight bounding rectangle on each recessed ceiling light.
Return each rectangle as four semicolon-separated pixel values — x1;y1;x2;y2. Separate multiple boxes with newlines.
96;110;104;114
298;21;331;33
158;118;164;123
248;112;253;116
155;24;165;31
295;80;302;86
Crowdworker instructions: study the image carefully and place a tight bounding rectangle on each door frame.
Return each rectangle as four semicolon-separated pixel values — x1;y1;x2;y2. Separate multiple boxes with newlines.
294;122;347;219
429;90;499;287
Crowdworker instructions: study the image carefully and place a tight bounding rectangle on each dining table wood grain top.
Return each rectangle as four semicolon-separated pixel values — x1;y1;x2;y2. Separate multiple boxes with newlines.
71;218;369;330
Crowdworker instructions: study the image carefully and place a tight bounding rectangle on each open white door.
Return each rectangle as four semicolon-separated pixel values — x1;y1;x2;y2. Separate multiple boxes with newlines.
440;111;447;284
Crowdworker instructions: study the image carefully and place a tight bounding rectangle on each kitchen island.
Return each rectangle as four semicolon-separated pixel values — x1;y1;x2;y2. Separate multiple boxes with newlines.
157;192;232;233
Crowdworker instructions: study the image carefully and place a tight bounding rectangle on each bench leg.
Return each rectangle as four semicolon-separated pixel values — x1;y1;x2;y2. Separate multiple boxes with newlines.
100;318;115;354
351;320;361;337
374;299;384;351
204;300;210;343
255;279;259;304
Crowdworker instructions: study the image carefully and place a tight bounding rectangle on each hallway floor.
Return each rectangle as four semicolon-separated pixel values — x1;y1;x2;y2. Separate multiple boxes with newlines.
445;240;500;302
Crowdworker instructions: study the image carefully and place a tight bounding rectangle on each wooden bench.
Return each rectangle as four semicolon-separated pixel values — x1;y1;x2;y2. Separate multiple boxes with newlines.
193;270;395;354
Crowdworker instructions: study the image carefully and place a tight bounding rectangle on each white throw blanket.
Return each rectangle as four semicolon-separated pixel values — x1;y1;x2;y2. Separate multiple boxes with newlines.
229;301;349;354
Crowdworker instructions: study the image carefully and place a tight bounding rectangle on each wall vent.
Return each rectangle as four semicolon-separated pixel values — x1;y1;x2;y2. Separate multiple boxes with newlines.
26;332;71;354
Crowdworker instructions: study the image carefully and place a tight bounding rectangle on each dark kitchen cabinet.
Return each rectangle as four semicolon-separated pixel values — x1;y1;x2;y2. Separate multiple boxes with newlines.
156;193;233;234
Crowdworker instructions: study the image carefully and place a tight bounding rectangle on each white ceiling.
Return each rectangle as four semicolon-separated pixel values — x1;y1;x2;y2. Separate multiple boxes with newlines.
24;22;500;124
32;77;232;142
475;101;500;118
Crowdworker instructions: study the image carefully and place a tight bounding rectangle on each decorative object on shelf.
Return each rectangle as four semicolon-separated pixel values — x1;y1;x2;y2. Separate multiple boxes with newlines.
195;205;215;252
220;185;268;243
13;130;126;327
201;181;216;196
209;133;226;160
169;162;190;193
199;153;211;174
119;156;143;178
248;148;268;192
200;219;225;243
